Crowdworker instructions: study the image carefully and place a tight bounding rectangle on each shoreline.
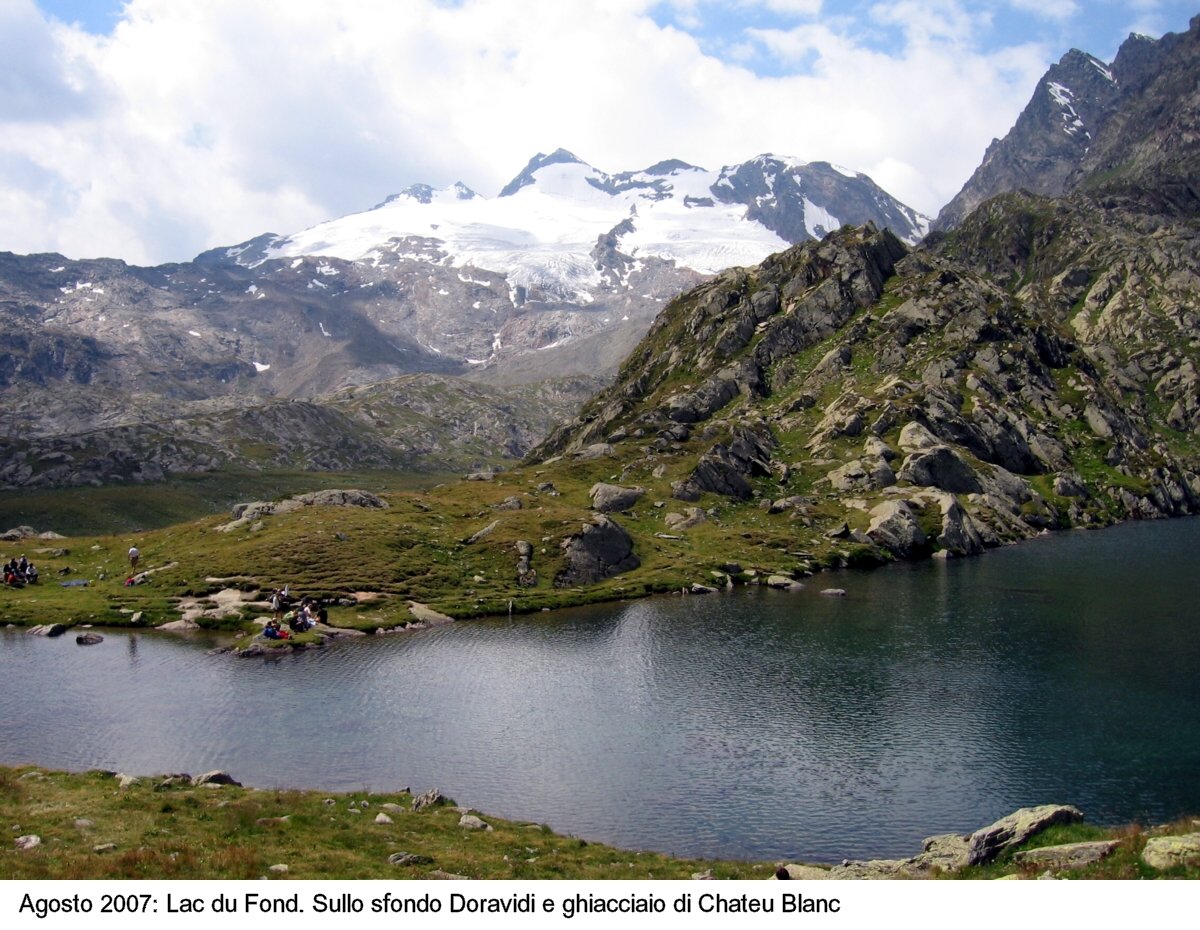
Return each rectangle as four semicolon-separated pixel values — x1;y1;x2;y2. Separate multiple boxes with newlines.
3;764;1198;880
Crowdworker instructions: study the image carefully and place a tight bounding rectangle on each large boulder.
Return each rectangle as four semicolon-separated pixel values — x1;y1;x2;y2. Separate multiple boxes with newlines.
589;483;645;513
965;804;1084;866
897;446;982;494
866;500;927;558
1141;833;1200;871
192;770;242;788
555;515;640;587
898;421;940;453
936;494;986;556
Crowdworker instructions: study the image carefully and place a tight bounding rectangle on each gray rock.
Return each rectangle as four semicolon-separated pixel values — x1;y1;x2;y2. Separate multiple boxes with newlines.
411;789;447;812
866;500;927;557
966;804;1084;866
15;834;41;850
75;632;104;645
464;520;499;545
192;770;241;788
898;421;940;452
936;494;986;556
589;482;645;513
493;496;523;511
407;603;455;626
573;443;615;460
766;575;802;590
389;851;434;866
1012;840;1119;869
555;515;639;587
1053;472;1088;497
773;864;832;880
374;812;394;824
897;446;982;494
28;623;68;637
459;814;493;831
1141;832;1200;871
918;833;972;872
663;507;706;530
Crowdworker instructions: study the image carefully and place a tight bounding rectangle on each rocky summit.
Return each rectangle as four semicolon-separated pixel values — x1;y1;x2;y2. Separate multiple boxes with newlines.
935;15;1200;231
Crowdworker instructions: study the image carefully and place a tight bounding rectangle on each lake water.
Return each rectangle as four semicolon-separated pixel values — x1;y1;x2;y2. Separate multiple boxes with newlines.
2;518;1198;863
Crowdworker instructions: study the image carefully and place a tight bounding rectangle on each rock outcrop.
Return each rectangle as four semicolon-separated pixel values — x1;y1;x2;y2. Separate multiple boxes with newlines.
555;515;640;587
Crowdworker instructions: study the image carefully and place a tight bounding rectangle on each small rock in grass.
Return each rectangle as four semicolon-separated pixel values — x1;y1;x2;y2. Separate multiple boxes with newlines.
388;852;434;867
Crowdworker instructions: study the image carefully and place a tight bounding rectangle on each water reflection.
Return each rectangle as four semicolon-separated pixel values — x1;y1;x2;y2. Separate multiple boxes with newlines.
1;518;1198;862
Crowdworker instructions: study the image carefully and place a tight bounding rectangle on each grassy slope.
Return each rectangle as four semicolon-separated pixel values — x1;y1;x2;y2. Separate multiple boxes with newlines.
3;766;1196;880
0;441;876;635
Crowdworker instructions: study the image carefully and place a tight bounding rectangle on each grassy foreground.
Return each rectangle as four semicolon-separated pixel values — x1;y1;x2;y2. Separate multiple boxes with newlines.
0;766;764;880
3;766;1198;880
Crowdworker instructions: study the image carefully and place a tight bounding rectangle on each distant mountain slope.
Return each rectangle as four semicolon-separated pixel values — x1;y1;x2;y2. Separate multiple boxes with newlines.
255;150;928;302
0;149;928;487
934;16;1200;231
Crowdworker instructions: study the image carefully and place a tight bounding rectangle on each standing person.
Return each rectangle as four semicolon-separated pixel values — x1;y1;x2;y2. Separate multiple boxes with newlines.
128;546;140;570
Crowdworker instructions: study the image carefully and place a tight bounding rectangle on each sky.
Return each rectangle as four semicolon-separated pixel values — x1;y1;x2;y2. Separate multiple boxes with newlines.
2;0;1195;266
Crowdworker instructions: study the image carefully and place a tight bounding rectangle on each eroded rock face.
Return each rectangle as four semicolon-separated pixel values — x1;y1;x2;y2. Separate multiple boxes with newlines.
866;500;928;558
672;423;775;502
936;494;987;556
897;446;982;494
555;515;640;587
965;804;1084;866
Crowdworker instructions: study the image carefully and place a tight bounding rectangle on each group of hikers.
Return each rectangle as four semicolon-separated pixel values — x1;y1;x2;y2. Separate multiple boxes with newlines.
3;556;38;586
263;586;329;639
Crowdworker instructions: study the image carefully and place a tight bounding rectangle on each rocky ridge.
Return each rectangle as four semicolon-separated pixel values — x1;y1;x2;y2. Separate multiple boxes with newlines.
533;210;1199;568
935;16;1200;231
0;373;600;489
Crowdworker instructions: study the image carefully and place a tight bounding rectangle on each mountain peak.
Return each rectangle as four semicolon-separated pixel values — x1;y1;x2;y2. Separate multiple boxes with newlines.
371;181;478;210
499;149;589;197
640;158;704;176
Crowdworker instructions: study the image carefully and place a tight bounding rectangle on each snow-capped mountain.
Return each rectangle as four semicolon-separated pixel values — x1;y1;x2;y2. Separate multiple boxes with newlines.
0;149;928;484
232;149;928;306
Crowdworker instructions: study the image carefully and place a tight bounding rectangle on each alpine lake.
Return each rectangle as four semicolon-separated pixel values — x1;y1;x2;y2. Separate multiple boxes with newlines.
2;517;1198;864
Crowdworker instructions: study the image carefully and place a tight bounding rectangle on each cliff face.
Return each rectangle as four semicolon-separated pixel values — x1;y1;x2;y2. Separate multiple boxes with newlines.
934;16;1200;231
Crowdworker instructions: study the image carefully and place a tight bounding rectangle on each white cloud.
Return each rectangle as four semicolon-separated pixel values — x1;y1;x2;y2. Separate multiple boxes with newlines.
0;0;1068;264
1008;0;1080;20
